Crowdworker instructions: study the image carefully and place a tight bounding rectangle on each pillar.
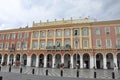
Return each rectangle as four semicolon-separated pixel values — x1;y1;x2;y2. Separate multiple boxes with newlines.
36;56;39;67
103;55;107;69
1;55;4;63
27;56;31;66
90;55;94;69
52;56;55;68
80;55;83;68
70;55;73;68
7;55;10;65
114;55;118;67
61;56;64;63
44;56;47;68
13;55;16;62
20;54;22;63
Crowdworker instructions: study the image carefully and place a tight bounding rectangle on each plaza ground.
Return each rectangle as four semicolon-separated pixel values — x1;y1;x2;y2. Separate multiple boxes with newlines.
0;66;120;80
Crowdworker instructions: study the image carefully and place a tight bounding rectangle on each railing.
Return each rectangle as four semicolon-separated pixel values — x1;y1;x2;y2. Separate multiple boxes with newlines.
46;45;71;50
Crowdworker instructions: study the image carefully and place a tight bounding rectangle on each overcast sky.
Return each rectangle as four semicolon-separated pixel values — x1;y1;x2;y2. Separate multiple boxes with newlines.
0;0;120;30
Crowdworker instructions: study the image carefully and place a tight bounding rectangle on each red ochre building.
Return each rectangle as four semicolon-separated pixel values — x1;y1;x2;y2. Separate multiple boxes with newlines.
0;18;120;69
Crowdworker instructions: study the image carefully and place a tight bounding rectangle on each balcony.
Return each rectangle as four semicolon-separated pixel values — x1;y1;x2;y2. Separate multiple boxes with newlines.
46;45;71;50
9;47;15;52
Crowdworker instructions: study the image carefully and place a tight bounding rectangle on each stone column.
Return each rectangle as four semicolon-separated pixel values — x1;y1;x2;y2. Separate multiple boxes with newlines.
70;55;73;68
44;56;47;68
114;55;118;67
1;55;4;63
61;56;64;63
20;54;22;64
27;56;31;66
52;56;55;68
13;55;16;62
36;56;39;67
103;55;107;69
90;55;94;69
80;55;83;68
7;55;10;65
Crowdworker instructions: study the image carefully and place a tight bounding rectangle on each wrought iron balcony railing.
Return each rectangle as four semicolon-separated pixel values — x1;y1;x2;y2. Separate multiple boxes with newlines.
46;45;71;50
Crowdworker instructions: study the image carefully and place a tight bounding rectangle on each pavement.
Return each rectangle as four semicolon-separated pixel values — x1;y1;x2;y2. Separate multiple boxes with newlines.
0;66;120;80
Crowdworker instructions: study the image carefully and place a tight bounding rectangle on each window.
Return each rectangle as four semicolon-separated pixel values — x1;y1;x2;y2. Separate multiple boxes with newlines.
0;35;4;40
32;42;38;48
17;33;22;39
33;31;39;38
116;39;120;48
95;28;101;35
116;27;120;34
6;34;10;40
11;43;15;49
74;39;79;48
64;29;70;37
40;42;45;48
56;30;62;37
83;40;88;47
96;39;101;47
48;31;54;37
0;43;3;49
73;29;79;36
56;41;61;47
47;41;53;46
12;33;16;39
24;32;29;39
16;42;21;49
105;27;110;34
22;42;28;49
41;31;46;38
82;28;89;36
106;39;111;48
64;40;70;46
5;43;9;49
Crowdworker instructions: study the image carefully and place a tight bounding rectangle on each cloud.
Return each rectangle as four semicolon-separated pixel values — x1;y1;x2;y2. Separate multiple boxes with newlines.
0;0;120;30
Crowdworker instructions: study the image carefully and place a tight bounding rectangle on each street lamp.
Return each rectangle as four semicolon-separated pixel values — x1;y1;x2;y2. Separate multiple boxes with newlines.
75;37;78;70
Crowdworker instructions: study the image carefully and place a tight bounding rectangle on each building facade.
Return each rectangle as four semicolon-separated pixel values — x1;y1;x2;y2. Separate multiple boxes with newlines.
0;18;120;69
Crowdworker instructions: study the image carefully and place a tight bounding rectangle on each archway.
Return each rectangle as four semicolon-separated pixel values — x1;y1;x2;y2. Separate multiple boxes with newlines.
83;53;90;69
73;53;80;69
16;54;20;66
106;53;113;69
22;54;27;66
117;53;120;69
55;54;61;68
39;54;44;68
47;54;52;68
9;54;14;65
3;54;8;65
64;54;70;68
31;54;36;67
96;53;103;69
0;54;2;64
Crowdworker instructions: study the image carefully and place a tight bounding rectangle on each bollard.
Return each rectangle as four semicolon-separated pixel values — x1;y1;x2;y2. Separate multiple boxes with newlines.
0;66;1;71
0;76;2;80
61;70;63;77
77;70;79;77
94;71;96;78
112;72;115;79
32;69;35;75
9;66;11;72
46;69;48;76
20;67;22;74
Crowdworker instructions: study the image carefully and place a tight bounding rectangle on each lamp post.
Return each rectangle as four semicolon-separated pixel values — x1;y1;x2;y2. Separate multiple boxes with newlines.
20;39;24;66
75;37;78;70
